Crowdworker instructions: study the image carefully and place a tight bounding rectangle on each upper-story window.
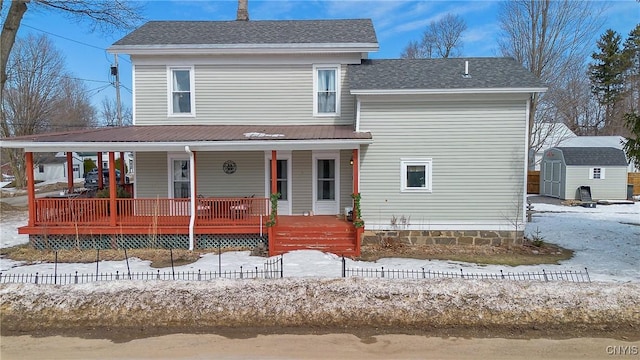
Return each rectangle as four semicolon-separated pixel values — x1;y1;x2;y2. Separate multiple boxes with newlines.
313;65;340;116
168;66;195;116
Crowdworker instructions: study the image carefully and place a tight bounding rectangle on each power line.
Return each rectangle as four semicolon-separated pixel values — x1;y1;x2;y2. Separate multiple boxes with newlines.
21;23;131;64
22;23;105;51
61;75;112;84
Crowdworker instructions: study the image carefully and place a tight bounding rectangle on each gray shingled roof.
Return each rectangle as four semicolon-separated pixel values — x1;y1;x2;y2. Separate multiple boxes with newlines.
556;147;628;166
112;19;377;46
348;58;545;90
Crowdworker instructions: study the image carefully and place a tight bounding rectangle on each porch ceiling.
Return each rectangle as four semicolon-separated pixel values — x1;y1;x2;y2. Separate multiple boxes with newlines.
0;125;372;152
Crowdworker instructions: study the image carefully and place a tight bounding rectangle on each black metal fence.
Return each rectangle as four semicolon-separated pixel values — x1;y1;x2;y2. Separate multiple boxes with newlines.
0;253;593;285
342;257;591;283
0;256;283;285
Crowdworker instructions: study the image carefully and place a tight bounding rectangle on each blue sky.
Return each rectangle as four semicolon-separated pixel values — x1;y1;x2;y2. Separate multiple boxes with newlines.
8;0;640;114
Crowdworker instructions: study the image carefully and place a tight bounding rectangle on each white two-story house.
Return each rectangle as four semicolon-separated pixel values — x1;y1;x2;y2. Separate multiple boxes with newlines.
1;18;545;256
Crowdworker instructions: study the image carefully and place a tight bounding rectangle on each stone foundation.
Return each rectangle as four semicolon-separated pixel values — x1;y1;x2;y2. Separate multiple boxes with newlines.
362;230;524;247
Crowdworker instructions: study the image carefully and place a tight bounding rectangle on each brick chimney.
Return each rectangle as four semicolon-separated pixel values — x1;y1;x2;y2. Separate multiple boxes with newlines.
237;0;249;21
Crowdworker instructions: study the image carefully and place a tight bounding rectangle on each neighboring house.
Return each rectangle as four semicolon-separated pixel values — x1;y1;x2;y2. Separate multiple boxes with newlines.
1;162;14;181
0;17;545;256
34;153;83;182
75;152;134;175
540;147;629;200
529;122;576;171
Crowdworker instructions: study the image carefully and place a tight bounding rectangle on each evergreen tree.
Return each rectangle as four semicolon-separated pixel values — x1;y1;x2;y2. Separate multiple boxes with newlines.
622;24;640;114
622;112;640;168
588;29;626;134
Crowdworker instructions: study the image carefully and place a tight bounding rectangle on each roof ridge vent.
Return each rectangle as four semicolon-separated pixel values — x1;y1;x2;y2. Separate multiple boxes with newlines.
462;60;471;78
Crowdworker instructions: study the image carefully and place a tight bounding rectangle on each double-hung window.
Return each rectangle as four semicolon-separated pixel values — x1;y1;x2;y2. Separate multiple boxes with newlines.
168;66;195;116
313;65;340;116
400;158;432;192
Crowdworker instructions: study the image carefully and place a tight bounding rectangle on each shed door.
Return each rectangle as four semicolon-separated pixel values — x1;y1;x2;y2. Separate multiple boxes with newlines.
543;161;561;198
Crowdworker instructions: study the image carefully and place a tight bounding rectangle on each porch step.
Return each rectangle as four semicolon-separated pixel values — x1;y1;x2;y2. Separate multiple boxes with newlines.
271;242;357;256
269;216;359;256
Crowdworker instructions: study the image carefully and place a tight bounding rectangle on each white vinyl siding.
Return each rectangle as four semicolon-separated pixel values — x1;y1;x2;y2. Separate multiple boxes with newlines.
134;65;168;123
195;152;264;197
565;166;627;200
133;64;354;126
291;150;312;214
339;149;354;212
358;96;528;225
135;152;169;198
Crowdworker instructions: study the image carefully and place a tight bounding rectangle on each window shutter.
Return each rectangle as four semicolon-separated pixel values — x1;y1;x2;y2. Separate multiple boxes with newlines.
600;168;605;179
589;168;594;180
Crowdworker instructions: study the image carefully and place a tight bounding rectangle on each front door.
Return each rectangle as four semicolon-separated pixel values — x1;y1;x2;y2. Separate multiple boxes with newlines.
313;152;340;215
170;157;190;215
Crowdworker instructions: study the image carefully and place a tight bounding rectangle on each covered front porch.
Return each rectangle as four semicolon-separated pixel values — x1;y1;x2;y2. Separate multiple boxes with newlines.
7;125;370;257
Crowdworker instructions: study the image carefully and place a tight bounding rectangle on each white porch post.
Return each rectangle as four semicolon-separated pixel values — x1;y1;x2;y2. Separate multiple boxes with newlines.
185;146;196;251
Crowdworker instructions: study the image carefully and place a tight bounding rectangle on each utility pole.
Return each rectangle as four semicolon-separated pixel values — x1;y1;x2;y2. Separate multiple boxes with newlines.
112;54;123;126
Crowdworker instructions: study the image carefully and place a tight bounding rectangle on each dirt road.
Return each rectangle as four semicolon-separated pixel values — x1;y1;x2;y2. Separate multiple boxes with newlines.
2;333;638;359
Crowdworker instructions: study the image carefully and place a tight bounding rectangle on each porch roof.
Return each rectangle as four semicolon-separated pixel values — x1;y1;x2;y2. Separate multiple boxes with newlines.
1;125;372;152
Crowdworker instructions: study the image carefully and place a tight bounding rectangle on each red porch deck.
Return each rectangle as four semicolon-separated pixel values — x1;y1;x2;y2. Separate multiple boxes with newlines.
18;197;360;256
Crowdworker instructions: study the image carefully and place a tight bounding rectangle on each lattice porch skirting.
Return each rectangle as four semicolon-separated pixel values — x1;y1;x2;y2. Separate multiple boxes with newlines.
29;234;267;250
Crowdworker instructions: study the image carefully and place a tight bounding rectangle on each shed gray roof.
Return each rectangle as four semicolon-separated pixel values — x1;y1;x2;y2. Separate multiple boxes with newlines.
112;19;377;46
347;58;546;90
555;147;628;166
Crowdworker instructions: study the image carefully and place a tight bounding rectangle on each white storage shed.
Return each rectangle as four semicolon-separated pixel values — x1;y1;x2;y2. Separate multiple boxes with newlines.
540;147;629;200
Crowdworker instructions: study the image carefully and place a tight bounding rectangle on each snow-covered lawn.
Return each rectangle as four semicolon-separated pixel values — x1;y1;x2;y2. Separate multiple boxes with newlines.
1;200;638;282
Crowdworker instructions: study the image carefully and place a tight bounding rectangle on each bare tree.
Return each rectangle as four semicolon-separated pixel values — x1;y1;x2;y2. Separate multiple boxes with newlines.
401;13;466;59
400;40;424;59
1;0;143;133
546;63;604;135
428;13;467;58
100;97;131;127
49;76;98;131
497;0;605;147
1;34;95;187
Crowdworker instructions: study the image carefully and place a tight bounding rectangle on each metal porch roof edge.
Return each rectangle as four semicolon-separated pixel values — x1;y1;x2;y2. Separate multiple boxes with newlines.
5;139;374;153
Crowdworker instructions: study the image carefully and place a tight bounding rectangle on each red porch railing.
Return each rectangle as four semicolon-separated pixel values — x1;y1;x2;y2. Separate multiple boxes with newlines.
35;198;111;225
33;197;270;228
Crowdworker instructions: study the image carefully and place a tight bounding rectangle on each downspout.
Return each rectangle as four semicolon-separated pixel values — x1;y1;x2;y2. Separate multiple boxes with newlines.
522;97;531;228
185;146;196;251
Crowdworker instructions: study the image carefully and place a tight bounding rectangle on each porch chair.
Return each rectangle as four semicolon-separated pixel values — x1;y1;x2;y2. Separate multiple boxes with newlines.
229;194;254;220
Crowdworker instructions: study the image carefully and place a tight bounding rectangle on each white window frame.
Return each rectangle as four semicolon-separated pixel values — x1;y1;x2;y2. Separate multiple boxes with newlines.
313;64;340;117
589;167;605;180
167;154;190;198
167;66;196;117
400;158;432;192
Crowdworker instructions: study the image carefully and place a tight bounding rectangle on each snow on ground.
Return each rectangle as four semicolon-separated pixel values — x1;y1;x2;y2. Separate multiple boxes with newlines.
2;279;639;332
0;200;638;282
